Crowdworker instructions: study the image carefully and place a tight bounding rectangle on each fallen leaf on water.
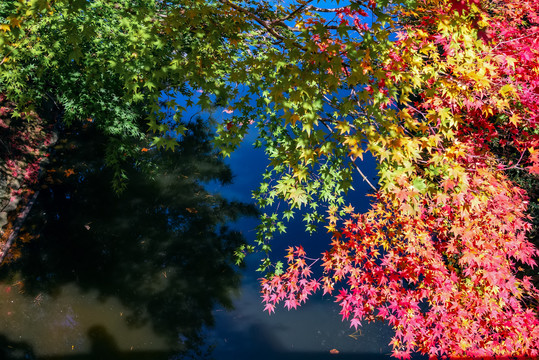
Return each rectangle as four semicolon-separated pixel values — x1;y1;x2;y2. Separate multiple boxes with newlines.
64;168;75;177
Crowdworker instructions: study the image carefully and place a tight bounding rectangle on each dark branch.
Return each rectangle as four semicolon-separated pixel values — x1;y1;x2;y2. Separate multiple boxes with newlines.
219;0;286;41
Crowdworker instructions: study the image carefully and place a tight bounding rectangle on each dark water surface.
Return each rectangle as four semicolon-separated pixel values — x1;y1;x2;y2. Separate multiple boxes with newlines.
0;122;409;359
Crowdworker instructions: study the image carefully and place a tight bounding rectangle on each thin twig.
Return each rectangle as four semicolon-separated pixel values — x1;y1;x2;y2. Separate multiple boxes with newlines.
320;118;378;191
304;4;354;13
271;0;314;24
490;34;534;51
219;0;286;41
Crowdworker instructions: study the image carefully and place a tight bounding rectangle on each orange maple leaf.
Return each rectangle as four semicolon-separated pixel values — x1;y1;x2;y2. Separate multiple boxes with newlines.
527;150;539;175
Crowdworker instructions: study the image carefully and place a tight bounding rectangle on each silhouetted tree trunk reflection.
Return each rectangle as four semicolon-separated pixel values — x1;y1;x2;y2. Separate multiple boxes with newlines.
0;119;257;358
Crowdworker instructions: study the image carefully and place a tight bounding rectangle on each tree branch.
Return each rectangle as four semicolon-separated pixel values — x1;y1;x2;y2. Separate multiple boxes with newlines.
219;0;286;41
305;4;354;13
319;118;378;191
271;0;314;24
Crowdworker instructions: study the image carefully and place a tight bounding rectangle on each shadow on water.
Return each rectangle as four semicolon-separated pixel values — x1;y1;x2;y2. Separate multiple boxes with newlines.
0;119;257;359
0;323;417;360
0;325;409;360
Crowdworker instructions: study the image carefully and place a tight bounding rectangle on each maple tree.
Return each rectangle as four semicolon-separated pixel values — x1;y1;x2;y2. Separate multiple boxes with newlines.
225;0;539;357
1;0;539;358
0;0;245;190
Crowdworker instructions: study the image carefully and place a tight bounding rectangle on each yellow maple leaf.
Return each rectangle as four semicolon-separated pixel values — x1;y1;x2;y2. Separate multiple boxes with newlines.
8;17;21;28
505;56;517;68
348;146;364;160
509;113;520;126
343;204;354;214
499;84;516;98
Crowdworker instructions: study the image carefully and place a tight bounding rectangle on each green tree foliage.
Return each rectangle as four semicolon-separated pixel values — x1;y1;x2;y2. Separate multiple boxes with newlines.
0;0;250;190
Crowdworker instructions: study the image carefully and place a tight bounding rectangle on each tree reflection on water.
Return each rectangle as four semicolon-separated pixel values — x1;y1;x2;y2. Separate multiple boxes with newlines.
0;119;257;359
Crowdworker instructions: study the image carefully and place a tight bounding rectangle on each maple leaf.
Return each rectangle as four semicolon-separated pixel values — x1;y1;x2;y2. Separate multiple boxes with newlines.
264;303;276;314
350;317;362;329
527;150;539;175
